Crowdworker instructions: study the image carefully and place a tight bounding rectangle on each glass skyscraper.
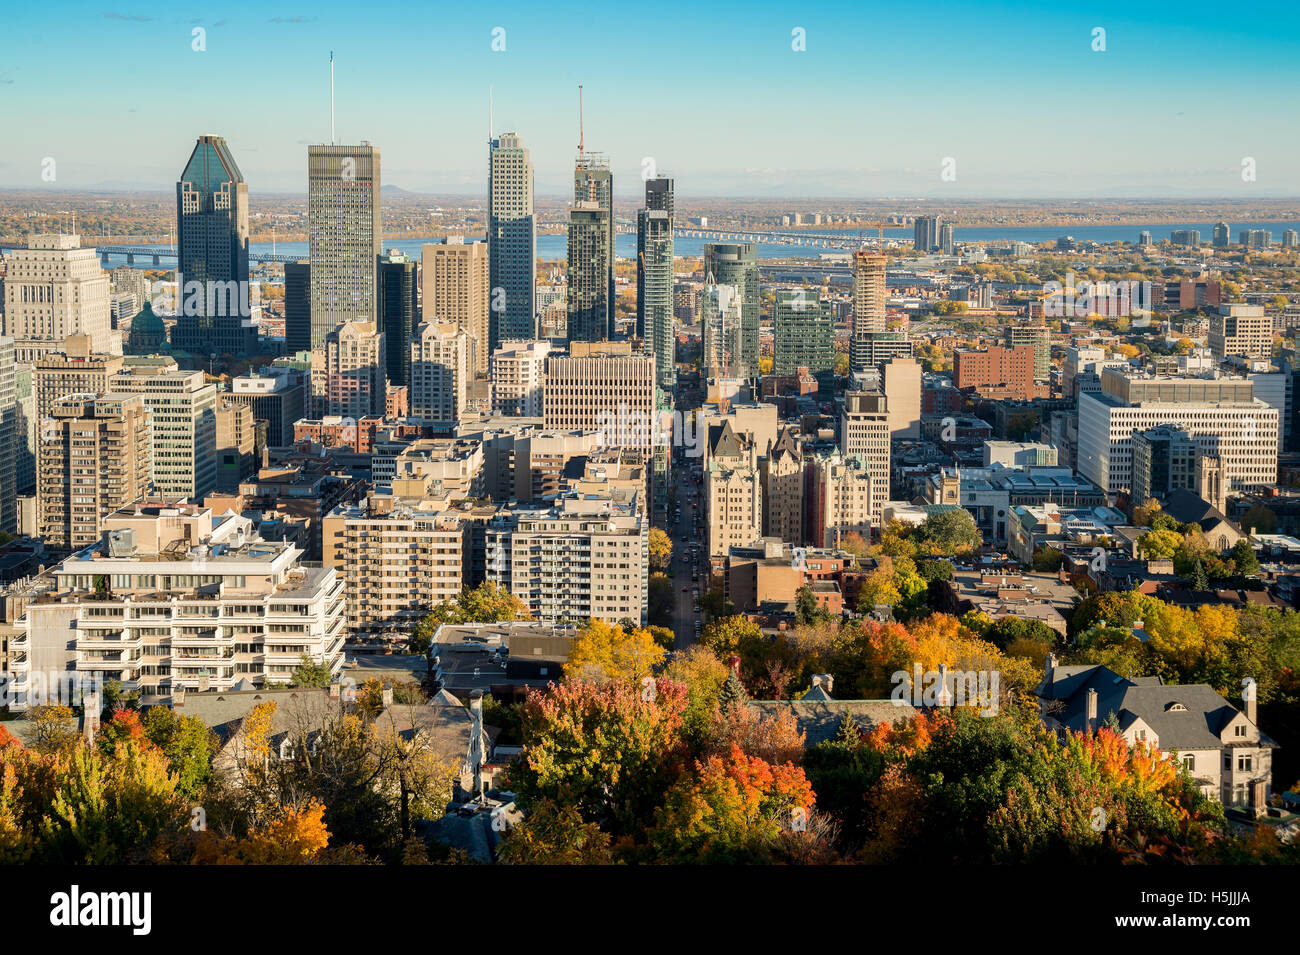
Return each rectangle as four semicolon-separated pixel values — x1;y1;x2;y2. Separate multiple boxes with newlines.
637;176;675;390
704;243;758;376
569;154;614;342
377;250;417;387
488;132;536;349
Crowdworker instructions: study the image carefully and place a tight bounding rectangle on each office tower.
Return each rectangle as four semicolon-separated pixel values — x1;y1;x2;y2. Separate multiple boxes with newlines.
702;283;745;378
10;506;345;708
310;320;386;419
838;390;891;526
567;203;612;342
773;288;834;379
573;151;614;337
913;215;940;252
377;250;417;387
490;340;551;416
307;143;381;345
938;223;955;255
2;235;112;363
410;321;469;430
1131;425;1199;508
487;131;536;348
284;261;312;353
704;243;758;375
172;135;255;356
850;248;888;371
1209;304;1272;360
637;176;675;391
1283;229;1299;249
1005;322;1051;382
38;393;151;551
421;239;490;375
487;491;649;625
227;367;306;446
214;396;255;493
880;357;922;440
544;342;656;451
1138;231;1153;246
1170;229;1201;247
0;337;16;533
854;332;914;367
1213;222;1230;248
322;489;465;638
112;366;218;500
1077;369;1278;496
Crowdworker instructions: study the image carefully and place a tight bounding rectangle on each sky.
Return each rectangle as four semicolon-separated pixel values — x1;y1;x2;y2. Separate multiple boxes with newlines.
1;0;1298;198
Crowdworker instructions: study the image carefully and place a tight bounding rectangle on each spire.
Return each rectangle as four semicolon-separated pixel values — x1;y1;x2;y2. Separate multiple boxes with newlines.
577;84;584;157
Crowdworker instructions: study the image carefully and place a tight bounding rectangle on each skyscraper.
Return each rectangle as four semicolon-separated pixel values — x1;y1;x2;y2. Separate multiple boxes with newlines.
307;143;381;347
377;250;417;387
914;215;940;253
569;153;614;342
637;176;675;391
310;321;386;419
850;248;887;372
409;321;468;430
422;239;489;375
284;261;311;354
1213;221;1231;248
704;243;758;375
2;235;112;364
488;131;536;349
938;223;955;255
773;289;834;380
172;135;255;356
0;337;16;534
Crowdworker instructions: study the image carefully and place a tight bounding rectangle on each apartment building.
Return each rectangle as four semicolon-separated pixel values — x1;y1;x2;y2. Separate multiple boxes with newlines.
111;365;218;500
310;320;385;419
760;428;804;545
840;390;891;526
322;480;465;639
953;345;1046;401
422;238;490;376
490;340;551;417
410;321;468;430
1209;304;1273;361
486;490;649;625
9;504;345;708
543;342;656;451
38;393;151;552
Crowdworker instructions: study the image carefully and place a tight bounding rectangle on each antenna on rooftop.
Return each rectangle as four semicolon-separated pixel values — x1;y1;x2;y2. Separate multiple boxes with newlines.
329;51;336;145
488;86;494;143
577;84;584;157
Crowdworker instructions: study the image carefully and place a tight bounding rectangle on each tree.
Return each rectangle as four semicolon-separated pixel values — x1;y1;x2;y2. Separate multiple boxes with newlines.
1136;528;1182;560
795;584;831;625
499;798;615;865
856;568;900;615
27;705;79;754
648;527;673;572
1240;505;1277;535
647;573;674;627
564;619;667;683
915;509;980;556
1132;501;1163;527
141;706;216;801
289;654;334;688
1231;539;1260;577
917;559;955;583
422;581;532;631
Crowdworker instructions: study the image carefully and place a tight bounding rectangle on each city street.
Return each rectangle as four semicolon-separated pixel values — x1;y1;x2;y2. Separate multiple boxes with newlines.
669;461;703;651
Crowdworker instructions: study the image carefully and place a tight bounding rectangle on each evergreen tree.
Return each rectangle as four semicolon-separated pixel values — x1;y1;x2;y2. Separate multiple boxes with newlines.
718;670;748;715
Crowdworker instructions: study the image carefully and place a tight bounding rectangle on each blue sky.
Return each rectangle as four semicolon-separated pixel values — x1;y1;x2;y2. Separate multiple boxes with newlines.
2;0;1298;197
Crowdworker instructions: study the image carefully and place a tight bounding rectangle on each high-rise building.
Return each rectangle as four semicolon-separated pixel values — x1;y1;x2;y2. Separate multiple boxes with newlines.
543;342;656;452
938;223;955;255
112;366;218;500
853;332;914;367
573;152;615;338
422;239;489;376
39;392;151;551
1213;221;1230;248
913;215;940;253
567;203;612;343
214;395;255;493
1239;229;1272;249
1170;229;1201;248
953;345;1044;400
704;244;758;375
637;176;675;391
0;337;17;533
880;357;922;440
1005;322;1051;382
310;320;385;419
1138;231;1153;246
760;427;803;545
850;249;888;371
34;335;125;429
172;135;255;356
1131;424;1200;508
487;131;536;349
227;367;306;446
1283;229;1299;249
2;235;113;363
808;452;878;547
410;321;468;430
773;289;834;379
284;261;312;353
490;340;551;417
838;390;891;526
705;420;762;559
377;250;417;387
307;143;381;346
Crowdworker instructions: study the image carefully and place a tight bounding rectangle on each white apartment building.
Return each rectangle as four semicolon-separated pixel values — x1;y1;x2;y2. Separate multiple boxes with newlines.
310;320;386;419
1078;370;1278;496
491;340;551;417
9;504;345;708
839;390;891;526
486;491;649;625
2;235;114;363
410;321;468;430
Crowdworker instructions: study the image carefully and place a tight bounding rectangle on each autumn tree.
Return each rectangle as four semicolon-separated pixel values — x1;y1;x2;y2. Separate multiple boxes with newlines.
564;619;667;683
498;798;615;865
648;527;673;572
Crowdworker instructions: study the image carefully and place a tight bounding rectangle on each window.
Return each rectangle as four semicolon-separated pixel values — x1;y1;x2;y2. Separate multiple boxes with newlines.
1181;754;1195;772
1237;754;1253;772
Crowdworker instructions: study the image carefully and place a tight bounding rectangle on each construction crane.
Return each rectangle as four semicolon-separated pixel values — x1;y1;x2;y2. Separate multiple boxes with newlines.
857;222;887;253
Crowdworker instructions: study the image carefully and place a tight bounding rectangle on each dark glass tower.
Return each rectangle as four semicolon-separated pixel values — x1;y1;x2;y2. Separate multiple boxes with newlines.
173;135;254;356
377;250;417;388
569;154;613;342
703;243;758;376
637;176;675;389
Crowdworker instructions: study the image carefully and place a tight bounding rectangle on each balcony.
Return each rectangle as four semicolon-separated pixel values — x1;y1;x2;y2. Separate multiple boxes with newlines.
172;628;236;649
75;631;143;652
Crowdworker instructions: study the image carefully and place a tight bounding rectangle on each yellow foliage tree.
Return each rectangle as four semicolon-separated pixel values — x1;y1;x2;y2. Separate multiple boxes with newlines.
564;619;667;683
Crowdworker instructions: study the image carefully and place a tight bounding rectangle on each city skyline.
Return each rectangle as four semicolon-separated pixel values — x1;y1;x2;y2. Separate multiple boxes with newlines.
2;0;1299;197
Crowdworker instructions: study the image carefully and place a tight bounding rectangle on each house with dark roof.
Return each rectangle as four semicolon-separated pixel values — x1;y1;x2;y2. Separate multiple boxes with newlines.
748;673;917;747
1036;655;1276;811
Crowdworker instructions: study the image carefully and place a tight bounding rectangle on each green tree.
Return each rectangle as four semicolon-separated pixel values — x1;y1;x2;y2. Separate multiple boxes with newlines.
289;654;334;688
915;509;980;556
1240;505;1277;535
